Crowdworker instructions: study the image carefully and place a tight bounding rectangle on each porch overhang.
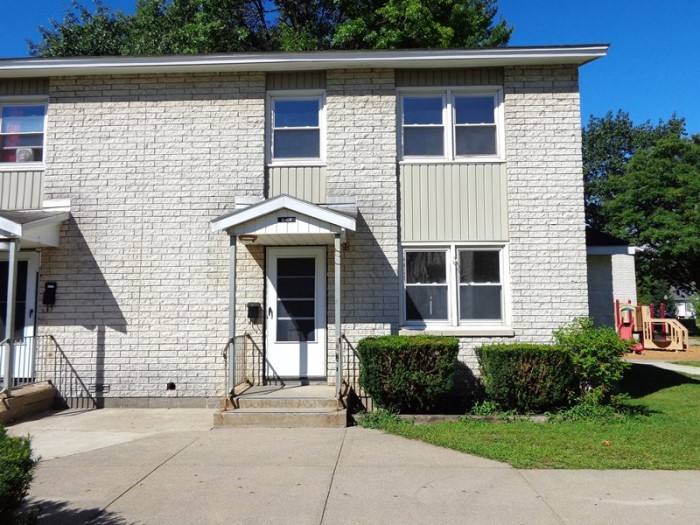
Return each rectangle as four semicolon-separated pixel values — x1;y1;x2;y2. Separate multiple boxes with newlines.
211;194;356;245
0;208;71;249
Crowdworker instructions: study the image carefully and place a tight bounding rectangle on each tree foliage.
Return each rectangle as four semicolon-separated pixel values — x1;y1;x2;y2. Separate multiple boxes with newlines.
583;112;700;296
331;0;512;50
29;0;512;56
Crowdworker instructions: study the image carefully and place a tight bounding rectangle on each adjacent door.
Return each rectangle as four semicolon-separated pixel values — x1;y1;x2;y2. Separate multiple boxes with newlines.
266;247;326;379
0;252;39;384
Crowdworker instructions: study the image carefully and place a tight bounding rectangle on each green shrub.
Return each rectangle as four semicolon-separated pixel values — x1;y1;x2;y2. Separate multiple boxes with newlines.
357;335;459;413
554;317;631;402
0;425;37;523
475;343;576;413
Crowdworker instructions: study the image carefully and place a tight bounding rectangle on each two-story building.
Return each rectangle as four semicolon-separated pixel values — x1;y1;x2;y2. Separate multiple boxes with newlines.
0;45;607;410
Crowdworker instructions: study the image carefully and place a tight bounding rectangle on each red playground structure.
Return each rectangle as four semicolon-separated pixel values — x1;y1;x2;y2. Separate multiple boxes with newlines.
615;299;689;354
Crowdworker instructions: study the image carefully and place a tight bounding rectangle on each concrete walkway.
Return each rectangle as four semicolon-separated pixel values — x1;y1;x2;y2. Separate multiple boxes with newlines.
8;409;700;525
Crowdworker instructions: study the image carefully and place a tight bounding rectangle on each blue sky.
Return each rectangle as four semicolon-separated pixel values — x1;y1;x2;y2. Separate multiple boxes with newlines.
1;0;698;134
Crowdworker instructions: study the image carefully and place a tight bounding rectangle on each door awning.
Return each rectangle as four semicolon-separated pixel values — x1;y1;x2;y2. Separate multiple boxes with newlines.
0;209;71;249
211;194;356;245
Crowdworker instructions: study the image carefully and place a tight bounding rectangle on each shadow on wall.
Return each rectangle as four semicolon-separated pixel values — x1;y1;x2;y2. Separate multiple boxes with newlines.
40;218;127;408
331;211;400;331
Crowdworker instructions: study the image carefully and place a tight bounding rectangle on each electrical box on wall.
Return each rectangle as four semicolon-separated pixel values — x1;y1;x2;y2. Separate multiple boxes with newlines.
43;282;57;306
247;302;261;324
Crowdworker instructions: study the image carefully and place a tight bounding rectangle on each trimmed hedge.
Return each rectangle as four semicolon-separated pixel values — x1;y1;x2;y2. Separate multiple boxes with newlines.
476;343;576;413
357;335;459;413
0;425;37;523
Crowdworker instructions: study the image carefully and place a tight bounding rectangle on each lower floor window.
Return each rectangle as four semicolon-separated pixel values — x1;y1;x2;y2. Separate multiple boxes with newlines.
403;245;507;326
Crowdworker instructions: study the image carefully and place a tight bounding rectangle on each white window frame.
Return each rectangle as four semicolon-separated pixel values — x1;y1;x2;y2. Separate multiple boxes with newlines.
0;97;48;171
400;243;511;331
398;87;504;163
267;90;326;167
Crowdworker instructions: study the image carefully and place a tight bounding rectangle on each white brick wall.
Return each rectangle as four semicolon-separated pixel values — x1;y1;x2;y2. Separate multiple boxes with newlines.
611;254;637;305
503;65;589;339
324;69;399;376
38;64;591;401
41;72;265;402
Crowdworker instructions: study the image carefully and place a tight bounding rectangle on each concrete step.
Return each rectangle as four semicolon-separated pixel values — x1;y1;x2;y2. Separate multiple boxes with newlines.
235;396;339;409
214;407;347;428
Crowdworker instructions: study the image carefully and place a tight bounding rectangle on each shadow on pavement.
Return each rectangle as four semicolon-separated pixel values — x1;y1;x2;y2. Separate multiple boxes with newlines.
24;500;128;525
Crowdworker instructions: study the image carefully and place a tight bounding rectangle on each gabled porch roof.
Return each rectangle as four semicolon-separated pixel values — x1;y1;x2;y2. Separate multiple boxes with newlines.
0;208;71;249
211;194;356;245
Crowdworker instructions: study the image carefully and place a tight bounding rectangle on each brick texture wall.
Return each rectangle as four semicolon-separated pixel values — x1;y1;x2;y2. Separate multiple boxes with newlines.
504;65;589;338
41;72;265;402
324;69;399;379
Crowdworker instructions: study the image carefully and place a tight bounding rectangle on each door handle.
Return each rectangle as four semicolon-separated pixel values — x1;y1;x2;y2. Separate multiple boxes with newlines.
268;307;273;319
29;309;34;319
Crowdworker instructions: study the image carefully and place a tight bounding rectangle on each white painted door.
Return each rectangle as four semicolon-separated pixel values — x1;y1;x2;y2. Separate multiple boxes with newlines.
266;247;326;379
0;253;39;383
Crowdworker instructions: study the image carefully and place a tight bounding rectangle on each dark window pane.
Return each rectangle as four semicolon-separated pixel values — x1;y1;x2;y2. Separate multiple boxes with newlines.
455;126;497;156
406;286;448;321
403;127;444;156
459;251;500;283
277;319;315;342
1;134;43;148
277;299;315;318
274;99;319;127
1;106;45;133
406;252;446;284
277;258;315;277
455;96;494;124
277;276;315;299
403;97;443;125
0;261;29;337
460;285;502;320
274;129;320;158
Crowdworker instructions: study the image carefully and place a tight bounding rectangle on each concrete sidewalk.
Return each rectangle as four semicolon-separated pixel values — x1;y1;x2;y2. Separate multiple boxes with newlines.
8;409;700;524
631;360;700;376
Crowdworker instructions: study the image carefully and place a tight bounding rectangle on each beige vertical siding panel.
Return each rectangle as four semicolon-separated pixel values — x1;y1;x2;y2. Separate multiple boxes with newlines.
0;78;49;97
396;68;504;87
0;171;43;209
266;72;326;90
400;163;508;242
268;166;326;202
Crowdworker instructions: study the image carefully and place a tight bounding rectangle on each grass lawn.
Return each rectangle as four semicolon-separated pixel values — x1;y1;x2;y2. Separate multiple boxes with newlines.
674;361;700;368
363;363;700;469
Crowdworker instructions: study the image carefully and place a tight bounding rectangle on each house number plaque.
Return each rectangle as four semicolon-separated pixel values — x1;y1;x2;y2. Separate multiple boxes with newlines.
278;217;297;223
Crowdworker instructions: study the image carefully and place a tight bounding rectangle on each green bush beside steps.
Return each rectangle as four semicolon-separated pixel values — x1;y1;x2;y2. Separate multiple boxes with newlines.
356;335;459;413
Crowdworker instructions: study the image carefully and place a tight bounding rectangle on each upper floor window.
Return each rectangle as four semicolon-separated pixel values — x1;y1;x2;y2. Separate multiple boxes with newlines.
268;93;324;164
399;89;503;162
0;103;47;165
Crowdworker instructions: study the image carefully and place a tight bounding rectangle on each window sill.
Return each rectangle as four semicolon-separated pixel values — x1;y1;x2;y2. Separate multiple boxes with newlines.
267;161;326;168
399;326;515;337
0;163;45;172
399;158;506;165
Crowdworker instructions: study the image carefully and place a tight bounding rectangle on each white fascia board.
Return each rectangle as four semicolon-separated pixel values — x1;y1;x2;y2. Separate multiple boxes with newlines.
211;195;356;233
587;246;633;256
0;217;21;237
0;45;609;78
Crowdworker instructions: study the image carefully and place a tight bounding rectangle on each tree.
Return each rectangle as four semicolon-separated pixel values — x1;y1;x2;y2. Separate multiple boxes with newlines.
331;0;512;50
583;112;699;299
582;111;685;231
604;133;700;295
29;0;512;56
29;0;129;57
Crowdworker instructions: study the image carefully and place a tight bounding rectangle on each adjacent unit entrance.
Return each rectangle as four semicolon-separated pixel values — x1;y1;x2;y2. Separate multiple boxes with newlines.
0;252;39;384
266;247;326;379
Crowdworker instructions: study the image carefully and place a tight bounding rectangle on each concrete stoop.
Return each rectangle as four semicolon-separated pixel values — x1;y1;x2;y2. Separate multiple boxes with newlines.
213;386;347;428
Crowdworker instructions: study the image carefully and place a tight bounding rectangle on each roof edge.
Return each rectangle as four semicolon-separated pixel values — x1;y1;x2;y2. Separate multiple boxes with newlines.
0;45;609;78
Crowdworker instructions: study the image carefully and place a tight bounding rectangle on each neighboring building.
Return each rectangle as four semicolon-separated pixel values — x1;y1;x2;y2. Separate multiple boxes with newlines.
0;45;607;406
586;228;639;327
